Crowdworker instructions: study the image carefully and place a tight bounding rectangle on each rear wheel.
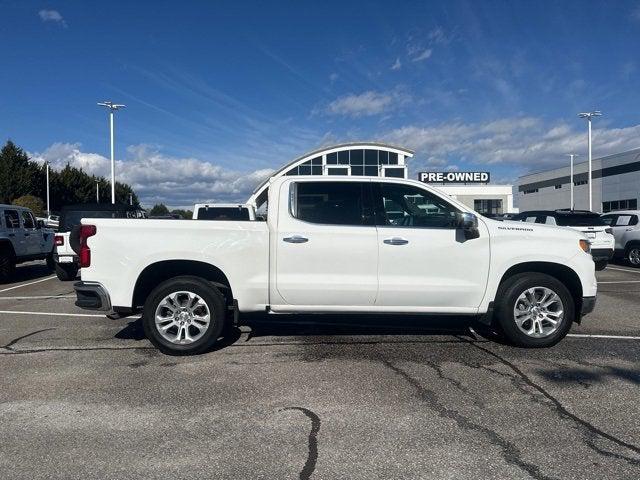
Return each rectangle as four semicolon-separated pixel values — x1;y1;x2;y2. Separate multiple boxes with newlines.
143;276;226;355
55;262;78;281
495;273;574;348
594;260;608;271
0;251;16;283
625;245;640;267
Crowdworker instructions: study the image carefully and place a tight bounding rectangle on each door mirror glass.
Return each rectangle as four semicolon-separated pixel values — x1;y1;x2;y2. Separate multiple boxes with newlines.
456;212;480;240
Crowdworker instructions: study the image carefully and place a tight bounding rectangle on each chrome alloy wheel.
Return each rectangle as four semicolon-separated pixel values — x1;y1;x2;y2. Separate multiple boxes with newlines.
628;248;640;266
154;291;211;344
513;287;564;338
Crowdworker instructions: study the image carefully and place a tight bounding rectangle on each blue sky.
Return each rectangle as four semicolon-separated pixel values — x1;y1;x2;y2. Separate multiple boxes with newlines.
2;0;640;207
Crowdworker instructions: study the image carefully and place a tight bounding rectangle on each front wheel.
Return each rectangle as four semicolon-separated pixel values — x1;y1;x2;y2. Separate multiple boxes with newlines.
143;276;226;355
594;260;608;271
494;273;574;348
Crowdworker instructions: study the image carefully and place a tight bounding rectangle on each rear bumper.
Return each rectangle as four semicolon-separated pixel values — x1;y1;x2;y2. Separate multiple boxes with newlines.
591;248;614;262
581;296;596;317
74;281;111;311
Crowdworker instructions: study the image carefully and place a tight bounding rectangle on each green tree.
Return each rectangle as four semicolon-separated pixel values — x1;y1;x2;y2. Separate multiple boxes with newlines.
149;203;169;216
170;209;193;219
12;195;46;216
0;141;44;203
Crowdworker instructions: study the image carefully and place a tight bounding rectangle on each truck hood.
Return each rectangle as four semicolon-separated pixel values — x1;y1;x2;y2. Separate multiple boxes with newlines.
483;218;586;241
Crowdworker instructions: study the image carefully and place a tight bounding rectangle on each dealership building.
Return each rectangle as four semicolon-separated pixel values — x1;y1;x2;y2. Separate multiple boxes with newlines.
248;142;516;215
516;147;640;213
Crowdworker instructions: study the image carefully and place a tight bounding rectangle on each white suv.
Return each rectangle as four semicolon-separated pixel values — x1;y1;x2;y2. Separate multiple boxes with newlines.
601;210;640;266
513;210;614;270
0;204;55;282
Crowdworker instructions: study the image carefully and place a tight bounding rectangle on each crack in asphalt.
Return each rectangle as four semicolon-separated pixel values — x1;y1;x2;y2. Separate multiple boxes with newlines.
280;407;321;480
383;359;559;480
465;340;640;462
1;328;56;351
424;361;486;408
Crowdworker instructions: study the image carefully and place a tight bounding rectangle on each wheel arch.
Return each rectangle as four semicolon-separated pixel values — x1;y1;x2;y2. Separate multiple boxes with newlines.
132;260;233;309
0;239;16;258
497;261;583;321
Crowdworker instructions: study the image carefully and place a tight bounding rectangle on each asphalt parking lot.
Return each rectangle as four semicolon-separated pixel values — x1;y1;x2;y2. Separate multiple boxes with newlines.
1;263;639;480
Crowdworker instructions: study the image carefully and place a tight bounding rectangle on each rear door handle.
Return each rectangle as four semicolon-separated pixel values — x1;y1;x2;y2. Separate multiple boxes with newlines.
283;235;308;244
384;237;409;245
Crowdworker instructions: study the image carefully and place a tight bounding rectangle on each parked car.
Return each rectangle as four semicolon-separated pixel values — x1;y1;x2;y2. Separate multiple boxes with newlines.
601;210;640;266
74;177;596;355
193;203;256;221
54;203;141;281
511;210;614;270
0;204;55;282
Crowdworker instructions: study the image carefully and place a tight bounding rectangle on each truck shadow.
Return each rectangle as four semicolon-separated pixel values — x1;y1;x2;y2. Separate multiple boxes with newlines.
115;313;495;351
2;262;53;285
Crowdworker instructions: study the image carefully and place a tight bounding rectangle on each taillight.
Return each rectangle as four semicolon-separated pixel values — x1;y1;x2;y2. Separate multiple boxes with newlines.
54;235;64;246
605;227;613;234
79;225;97;268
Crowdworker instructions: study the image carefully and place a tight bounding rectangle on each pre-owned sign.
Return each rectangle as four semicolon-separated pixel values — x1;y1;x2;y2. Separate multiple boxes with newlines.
419;171;490;183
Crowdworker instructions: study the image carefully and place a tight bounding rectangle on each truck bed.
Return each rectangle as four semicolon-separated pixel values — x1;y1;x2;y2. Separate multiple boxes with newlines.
80;219;269;311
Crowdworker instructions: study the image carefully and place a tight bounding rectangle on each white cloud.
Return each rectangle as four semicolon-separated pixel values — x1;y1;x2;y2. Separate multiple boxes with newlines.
38;9;67;27
323;89;411;117
383;117;640;176
30;143;273;209
391;58;402;70
411;48;432;62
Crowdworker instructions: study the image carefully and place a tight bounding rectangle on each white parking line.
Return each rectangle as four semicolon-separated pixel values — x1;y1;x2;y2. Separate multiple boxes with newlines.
597;280;640;284
0;276;57;293
0;295;76;300
607;266;640;274
567;333;640;340
0;310;106;318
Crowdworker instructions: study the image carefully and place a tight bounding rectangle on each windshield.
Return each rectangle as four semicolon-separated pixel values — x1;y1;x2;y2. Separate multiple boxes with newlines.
59;210;137;232
556;213;606;227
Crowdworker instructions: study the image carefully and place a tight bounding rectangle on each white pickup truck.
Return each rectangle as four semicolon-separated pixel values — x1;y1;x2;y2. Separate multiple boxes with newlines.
74;176;597;354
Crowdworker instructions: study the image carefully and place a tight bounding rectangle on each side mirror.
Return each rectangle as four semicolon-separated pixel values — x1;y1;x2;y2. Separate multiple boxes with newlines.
456;212;480;240
36;220;45;229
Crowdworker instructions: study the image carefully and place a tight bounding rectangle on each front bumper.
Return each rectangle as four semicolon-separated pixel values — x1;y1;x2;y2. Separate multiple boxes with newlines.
74;281;112;311
581;296;596;317
591;248;614;262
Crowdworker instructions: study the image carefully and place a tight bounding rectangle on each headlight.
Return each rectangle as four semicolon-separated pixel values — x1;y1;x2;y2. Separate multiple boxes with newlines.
579;239;591;253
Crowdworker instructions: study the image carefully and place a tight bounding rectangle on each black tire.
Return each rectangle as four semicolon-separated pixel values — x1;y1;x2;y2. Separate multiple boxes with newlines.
494;272;575;348
55;262;78;281
142;276;226;355
0;250;16;283
625;244;640;268
594;260;608;271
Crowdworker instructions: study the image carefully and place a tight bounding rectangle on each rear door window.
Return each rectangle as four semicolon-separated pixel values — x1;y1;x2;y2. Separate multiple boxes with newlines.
615;215;638;226
291;181;372;226
3;210;20;229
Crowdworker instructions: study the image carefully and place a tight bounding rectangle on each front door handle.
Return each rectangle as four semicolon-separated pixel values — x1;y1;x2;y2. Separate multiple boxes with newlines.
283;235;308;244
384;237;409;245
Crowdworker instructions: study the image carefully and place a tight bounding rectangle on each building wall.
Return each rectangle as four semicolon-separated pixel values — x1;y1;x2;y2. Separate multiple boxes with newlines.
516;148;640;213
430;185;515;213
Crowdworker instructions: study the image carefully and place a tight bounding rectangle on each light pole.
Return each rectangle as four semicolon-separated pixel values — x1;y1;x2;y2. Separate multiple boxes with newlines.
97;101;126;204
96;182;100;203
566;154;579;210
578;111;602;211
45;163;50;216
